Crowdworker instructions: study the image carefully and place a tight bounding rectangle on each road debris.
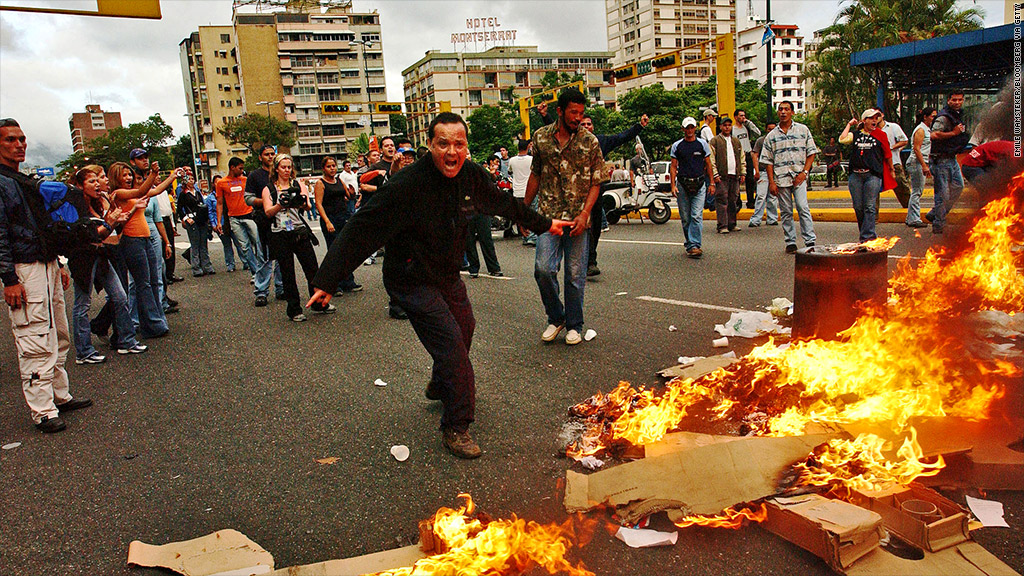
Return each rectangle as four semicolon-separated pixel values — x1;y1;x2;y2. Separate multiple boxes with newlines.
614;526;678;548
374;378;388;387
390;445;410;462
965;495;1009;528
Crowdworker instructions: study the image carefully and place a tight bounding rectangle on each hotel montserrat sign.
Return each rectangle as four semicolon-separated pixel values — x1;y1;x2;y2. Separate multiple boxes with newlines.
451;17;518;44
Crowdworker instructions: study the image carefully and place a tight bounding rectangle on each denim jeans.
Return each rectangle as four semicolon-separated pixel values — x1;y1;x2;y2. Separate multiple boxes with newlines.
776;180;816;247
147;234;170;311
185;221;215;275
905;159;926;225
118;235;168;338
385;276;476;433
677;184;706;250
524;197;540;243
750;170;779;225
849;172;882;242
927;157;963;228
218;229;238;270
534;231;588;331
72;259;138;358
229;216;272;297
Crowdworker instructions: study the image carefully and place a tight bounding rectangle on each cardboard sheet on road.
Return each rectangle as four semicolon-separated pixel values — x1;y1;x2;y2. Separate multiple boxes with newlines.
846;541;1021;576
762;494;884;573
657;354;738;380
265;545;426;575
565;434;832;524
126;529;274;576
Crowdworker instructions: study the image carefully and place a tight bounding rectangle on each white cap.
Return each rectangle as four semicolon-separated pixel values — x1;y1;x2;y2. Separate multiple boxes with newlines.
861;108;882;120
681;117;698;128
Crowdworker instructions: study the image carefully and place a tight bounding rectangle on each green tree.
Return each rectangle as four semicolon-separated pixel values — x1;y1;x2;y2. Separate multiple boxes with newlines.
218;113;296;158
616;84;688;160
57;113;176;176
466;104;523;161
349;133;371;156
171;134;194;169
806;0;983;131
388;113;407;137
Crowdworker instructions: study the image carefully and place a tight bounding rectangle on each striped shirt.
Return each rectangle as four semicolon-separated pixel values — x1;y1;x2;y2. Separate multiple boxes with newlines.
761;122;818;187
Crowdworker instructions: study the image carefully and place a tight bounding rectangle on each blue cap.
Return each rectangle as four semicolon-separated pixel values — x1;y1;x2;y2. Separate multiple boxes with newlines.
397;146;416;155
129;148;148;160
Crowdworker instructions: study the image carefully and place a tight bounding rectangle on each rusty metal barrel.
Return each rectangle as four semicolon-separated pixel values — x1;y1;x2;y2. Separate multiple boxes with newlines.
792;246;889;340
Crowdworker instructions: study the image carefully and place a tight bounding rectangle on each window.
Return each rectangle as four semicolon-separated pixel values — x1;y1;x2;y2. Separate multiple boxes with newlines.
220;33;231;43
295;74;315;86
317;72;339;84
319;89;341;101
342;87;361;95
468;90;482;105
367;86;385;94
291;55;315;68
323;124;345;136
783;90;792;96
299;143;322;155
297;125;321;138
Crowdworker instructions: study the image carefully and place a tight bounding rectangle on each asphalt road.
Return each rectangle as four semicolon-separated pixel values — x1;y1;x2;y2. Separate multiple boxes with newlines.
1;216;1020;576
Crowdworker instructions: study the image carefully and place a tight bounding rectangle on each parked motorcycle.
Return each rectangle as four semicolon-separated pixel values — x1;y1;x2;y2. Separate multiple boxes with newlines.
602;136;673;225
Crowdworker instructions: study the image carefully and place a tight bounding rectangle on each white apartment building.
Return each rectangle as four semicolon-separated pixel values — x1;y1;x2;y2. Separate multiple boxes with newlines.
736;22;806;112
606;0;737;98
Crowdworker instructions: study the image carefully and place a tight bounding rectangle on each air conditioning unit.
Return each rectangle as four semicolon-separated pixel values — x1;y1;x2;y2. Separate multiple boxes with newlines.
486;83;494;88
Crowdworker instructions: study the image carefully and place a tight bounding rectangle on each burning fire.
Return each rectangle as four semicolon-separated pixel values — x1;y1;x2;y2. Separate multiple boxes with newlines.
371;494;593;576
673;503;769;529
568;188;1024;492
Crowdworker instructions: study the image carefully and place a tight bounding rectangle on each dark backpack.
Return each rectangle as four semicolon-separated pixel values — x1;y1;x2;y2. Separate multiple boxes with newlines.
37;181;84;254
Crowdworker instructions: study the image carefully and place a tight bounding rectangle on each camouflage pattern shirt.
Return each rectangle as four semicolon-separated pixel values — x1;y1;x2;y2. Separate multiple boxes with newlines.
530;122;607;220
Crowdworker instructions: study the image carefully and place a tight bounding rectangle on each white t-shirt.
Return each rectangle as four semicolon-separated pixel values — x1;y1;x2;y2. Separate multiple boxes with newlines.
700;124;714;143
339;170;358;196
881;122;909;166
156;191;173;219
725;141;737;176
507;154;533;199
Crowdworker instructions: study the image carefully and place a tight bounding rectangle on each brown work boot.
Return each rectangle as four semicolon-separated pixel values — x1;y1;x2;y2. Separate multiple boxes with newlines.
442;428;482;459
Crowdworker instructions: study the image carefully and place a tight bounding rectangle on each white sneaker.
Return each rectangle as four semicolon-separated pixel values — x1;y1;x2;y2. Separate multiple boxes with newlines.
541;324;564;342
565;329;582;345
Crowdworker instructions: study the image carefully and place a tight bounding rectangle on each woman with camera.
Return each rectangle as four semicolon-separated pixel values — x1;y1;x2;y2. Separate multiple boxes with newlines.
109;161;178;338
176;173;215;277
67;166;145;363
261;154;335;322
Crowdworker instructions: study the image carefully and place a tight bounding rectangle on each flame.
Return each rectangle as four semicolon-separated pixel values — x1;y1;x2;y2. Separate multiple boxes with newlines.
673;503;769;529
830;236;901;254
371;494;593;576
791;428;945;493
567;187;1024;476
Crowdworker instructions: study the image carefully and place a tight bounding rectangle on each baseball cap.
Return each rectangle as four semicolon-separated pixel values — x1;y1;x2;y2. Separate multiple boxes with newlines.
860;108;882;120
681;117;698;128
398;146;416;156
703;108;716;118
129;148;148;160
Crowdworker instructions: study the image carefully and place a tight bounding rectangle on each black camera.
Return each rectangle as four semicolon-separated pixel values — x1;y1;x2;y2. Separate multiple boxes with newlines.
277;182;306;209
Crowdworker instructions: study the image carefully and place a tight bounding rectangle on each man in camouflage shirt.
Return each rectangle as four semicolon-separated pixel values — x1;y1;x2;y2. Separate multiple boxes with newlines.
524;89;606;346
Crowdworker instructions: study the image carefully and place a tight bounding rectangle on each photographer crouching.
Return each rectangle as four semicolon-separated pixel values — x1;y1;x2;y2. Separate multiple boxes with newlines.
260;153;335;322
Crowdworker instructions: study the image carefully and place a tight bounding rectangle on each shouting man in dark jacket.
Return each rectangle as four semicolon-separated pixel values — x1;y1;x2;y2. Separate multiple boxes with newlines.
0;118;92;433
308;113;569;459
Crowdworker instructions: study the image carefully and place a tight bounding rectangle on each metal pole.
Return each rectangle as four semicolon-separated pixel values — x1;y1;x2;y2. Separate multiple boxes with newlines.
362;40;375;135
765;0;773;123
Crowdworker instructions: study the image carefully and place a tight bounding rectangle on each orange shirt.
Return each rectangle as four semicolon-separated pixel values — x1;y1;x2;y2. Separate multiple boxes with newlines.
216;176;252;218
118;197;150;238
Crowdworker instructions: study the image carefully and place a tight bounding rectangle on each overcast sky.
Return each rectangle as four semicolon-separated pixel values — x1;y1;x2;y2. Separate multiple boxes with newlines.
0;0;1006;169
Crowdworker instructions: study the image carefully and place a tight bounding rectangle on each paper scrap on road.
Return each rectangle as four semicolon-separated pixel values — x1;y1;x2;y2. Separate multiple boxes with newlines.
966;496;1010;528
715;310;791;338
2;442;22;450
668;325;678;331
658;353;737;380
585;329;597;341
127;529;274;576
768;297;794;318
615;292;628;296
614;526;678;548
677;356;704;365
390;445;410;462
315;457;340;465
374;378;388;387
578;455;605;470
712;337;729;348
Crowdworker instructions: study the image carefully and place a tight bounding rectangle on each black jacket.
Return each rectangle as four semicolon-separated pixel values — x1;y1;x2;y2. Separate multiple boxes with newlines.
176;189;208;227
313;156;552;292
0;166;58;286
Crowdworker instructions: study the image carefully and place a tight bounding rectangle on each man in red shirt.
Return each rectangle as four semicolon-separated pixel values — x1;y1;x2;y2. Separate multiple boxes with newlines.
960;140;1015;185
216;157;272;306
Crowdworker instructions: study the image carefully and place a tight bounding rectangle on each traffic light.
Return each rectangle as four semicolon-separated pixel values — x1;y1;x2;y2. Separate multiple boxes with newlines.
321;103;350;115
439;101;452;113
613;65;637;81
652;52;681;71
374;103;403;113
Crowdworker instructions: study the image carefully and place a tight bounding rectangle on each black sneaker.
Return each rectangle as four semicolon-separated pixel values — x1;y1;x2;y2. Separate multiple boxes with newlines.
75;352;106;365
254;295;268;307
425;381;443;401
786;244;798;254
389;306;409;320
342;284;363;293
56;398;93;413
586;264;601;277
36;415;67;433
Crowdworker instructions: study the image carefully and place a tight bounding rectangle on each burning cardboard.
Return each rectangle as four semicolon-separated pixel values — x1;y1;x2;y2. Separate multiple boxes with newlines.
849;483;970;552
264;546;426;576
564;434;833;525
762;494;884;573
126;529;274;576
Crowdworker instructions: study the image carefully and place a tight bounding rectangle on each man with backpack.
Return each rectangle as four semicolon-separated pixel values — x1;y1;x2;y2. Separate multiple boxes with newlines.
0;118;92;433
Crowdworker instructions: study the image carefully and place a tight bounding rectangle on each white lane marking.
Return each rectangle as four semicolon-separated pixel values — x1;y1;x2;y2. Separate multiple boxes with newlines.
636;296;752;314
602;238;686;247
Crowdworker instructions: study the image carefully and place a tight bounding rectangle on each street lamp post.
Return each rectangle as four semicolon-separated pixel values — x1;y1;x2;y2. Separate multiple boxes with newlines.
350;38;376;135
183;111;203;180
255;100;280;117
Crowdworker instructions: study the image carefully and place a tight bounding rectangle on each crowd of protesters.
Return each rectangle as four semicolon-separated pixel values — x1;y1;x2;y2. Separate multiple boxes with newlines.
0;86;1002;454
